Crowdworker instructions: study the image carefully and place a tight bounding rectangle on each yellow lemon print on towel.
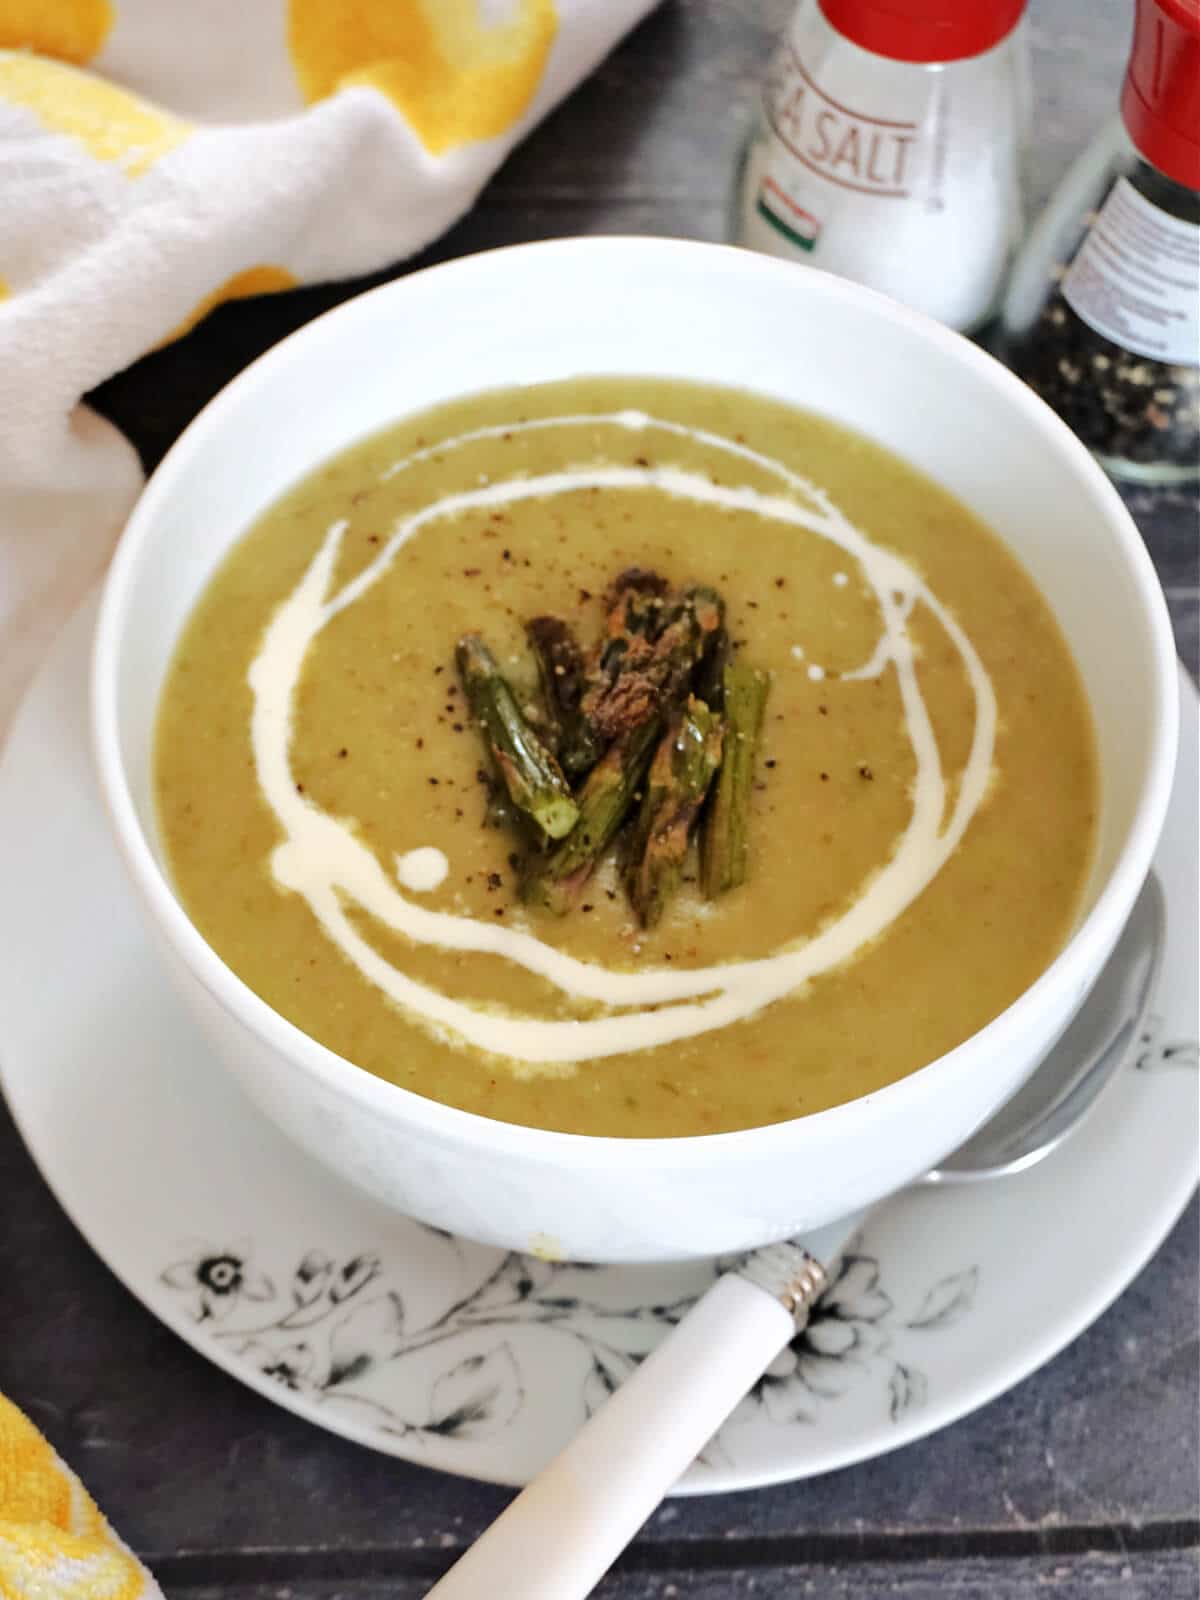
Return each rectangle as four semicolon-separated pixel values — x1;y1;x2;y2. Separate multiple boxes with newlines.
0;0;113;64
288;0;558;155
0;54;189;175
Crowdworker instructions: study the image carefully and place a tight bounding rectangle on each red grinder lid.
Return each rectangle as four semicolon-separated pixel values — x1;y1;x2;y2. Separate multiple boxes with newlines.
818;0;1026;63
1121;0;1200;188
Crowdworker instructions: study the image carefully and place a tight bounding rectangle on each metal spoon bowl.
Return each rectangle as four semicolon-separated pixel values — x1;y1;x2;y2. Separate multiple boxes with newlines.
924;871;1165;1183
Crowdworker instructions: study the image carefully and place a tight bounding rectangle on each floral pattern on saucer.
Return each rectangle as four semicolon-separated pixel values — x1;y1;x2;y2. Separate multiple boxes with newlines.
161;1229;980;1449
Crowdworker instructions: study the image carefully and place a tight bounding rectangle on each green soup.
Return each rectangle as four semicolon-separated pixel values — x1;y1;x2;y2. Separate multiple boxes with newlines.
154;378;1098;1137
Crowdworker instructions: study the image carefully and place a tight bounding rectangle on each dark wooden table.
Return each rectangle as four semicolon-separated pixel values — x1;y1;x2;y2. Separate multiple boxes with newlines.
5;2;1198;1595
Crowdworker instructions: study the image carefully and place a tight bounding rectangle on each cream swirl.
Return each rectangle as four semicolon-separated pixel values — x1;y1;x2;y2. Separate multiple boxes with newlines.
247;413;996;1069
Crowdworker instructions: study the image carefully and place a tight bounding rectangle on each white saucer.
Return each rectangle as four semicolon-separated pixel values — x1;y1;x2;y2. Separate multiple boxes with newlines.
1;599;1196;1494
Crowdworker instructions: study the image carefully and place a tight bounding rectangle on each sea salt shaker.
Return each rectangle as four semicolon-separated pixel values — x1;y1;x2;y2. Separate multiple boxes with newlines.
732;0;1030;334
1001;0;1200;484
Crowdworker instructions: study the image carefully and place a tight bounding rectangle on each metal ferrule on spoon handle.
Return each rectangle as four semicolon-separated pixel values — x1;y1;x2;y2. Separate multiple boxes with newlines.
426;1219;861;1600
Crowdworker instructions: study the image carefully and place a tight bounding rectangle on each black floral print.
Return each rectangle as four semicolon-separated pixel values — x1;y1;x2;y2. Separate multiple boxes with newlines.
161;1241;274;1322
160;1228;980;1448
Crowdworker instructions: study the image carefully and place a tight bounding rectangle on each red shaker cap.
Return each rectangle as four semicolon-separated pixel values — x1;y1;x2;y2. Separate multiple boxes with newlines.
818;0;1025;63
1121;0;1200;188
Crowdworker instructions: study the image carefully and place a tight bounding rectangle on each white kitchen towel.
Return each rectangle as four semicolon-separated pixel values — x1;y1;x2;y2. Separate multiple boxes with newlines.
0;0;656;744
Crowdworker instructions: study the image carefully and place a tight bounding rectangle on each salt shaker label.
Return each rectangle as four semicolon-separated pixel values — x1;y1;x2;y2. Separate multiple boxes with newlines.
753;44;925;254
759;44;920;238
1062;177;1200;367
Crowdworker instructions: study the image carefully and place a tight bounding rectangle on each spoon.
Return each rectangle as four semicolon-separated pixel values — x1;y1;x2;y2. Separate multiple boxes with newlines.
427;872;1165;1600
923;870;1165;1183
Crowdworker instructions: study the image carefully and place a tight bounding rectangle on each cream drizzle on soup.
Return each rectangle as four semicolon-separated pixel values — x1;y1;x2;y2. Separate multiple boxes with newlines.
250;414;995;1064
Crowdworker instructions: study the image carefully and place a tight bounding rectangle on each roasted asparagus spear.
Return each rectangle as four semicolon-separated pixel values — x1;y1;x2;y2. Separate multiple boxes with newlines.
525;615;600;780
700;660;770;896
584;582;724;746
626;698;724;928
692;619;729;713
456;633;580;841
523;717;661;915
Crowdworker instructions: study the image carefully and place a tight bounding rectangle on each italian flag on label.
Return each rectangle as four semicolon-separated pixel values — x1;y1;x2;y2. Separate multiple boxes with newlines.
756;175;822;252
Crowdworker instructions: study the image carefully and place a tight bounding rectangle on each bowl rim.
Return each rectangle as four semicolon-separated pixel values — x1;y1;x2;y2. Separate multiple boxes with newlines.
91;234;1180;1168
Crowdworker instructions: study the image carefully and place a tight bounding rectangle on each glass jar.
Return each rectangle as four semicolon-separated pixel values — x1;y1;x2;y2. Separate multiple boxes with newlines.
730;0;1030;334
1000;0;1200;484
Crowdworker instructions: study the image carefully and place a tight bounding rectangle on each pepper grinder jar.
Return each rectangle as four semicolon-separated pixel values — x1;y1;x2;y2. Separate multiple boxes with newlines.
731;0;1031;333
1001;0;1200;484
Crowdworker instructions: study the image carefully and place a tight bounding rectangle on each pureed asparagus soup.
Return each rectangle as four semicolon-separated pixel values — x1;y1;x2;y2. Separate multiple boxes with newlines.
155;378;1098;1138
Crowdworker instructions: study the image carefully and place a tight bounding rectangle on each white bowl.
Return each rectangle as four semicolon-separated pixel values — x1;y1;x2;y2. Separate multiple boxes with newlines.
92;237;1178;1263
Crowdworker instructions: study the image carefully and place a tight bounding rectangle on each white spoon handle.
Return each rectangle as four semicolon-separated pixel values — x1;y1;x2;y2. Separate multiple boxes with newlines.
426;1239;841;1600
